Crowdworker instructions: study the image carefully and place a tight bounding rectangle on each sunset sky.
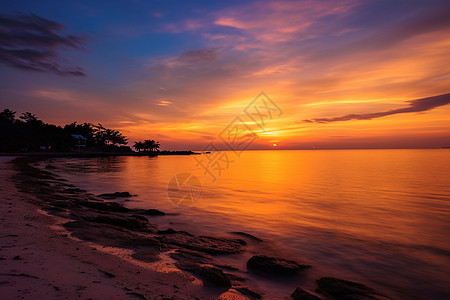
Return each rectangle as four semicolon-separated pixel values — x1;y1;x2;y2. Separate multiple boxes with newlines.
1;0;449;149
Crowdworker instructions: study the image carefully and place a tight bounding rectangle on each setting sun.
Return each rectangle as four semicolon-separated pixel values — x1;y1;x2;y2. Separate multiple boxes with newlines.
273;143;277;147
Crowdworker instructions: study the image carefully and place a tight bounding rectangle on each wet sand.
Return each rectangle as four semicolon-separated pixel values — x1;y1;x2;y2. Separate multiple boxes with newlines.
0;156;222;300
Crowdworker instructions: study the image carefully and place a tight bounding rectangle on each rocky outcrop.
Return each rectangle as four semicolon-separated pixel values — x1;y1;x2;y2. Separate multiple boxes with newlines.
142;209;165;216
178;263;231;288
291;287;322;300
247;255;310;276
63;220;159;249
84;214;149;230
157;228;193;236
230;231;263;242
316;277;387;299
160;233;246;254
97;191;132;199
79;200;130;212
236;287;262;299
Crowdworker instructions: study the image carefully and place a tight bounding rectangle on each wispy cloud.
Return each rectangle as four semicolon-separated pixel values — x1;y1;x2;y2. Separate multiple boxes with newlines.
156;99;172;106
35;89;74;101
303;93;450;123
312;3;450;60
211;0;358;43
0;13;86;76
178;48;218;63
149;48;219;71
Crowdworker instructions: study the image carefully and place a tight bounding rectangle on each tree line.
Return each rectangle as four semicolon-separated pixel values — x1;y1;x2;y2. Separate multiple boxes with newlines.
133;140;160;152
0;109;159;153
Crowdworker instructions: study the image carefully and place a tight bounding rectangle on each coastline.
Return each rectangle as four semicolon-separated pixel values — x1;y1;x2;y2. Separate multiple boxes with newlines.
0;150;200;157
1;156;395;300
0;156;215;300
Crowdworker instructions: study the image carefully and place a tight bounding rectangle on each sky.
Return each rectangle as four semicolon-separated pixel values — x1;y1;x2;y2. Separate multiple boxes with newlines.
1;0;449;150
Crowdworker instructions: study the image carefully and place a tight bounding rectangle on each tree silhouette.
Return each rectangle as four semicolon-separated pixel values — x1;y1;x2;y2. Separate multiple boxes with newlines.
142;139;160;152
132;139;162;152
143;139;152;152
0;109;130;153
0;109;16;123
133;141;144;152
91;123;127;147
153;140;160;152
20;112;38;123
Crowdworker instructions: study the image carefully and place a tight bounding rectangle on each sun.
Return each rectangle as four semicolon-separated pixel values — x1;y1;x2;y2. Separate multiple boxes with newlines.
273;143;277;147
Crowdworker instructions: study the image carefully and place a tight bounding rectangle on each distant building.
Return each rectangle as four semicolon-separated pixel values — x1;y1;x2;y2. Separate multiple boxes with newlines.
71;134;87;151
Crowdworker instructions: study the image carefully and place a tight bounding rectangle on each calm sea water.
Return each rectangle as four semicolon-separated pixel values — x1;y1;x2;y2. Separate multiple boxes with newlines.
44;150;450;299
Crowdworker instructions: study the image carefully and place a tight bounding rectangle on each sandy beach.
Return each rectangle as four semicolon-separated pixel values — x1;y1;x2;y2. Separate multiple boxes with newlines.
0;156;233;300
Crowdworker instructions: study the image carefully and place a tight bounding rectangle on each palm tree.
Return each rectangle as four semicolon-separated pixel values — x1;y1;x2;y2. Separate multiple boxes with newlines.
143;139;152;152
142;139;161;152
153;140;160;152
133;141;144;152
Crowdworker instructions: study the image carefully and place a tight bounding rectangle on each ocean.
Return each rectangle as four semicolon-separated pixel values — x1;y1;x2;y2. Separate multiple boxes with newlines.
41;149;450;299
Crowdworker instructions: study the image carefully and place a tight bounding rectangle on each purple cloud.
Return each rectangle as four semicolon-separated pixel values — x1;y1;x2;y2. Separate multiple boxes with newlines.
0;13;85;76
303;93;450;123
178;48;218;63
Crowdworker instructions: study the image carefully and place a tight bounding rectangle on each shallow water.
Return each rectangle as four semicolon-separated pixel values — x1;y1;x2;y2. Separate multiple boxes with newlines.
45;150;450;299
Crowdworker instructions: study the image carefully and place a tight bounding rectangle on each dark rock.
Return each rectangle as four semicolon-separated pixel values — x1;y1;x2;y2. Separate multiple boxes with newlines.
215;263;239;271
83;214;148;230
247;255;310;276
157;228;177;234
291;287;322;300
157;228;193;236
143;209;165;216
160;233;245;254
98;192;132;198
80;200;130;212
45;164;56;169
54;177;68;182
51;201;71;208
316;277;387;300
100;270;116;278
225;273;246;283
60;188;86;194
64;221;159;249
236;287;262;299
170;249;214;268
230;231;263;242
126;292;146;300
181;264;231;288
170;249;242;283
45;194;70;202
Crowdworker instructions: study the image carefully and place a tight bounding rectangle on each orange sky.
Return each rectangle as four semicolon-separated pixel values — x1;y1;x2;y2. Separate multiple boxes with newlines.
1;0;450;149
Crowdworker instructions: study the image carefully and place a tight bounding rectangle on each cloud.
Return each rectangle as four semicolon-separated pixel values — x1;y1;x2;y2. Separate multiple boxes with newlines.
156;99;172;106
35;89;74;101
0;13;85;76
211;0;358;43
150;48;218;71
313;3;450;59
178;48;218;63
303;93;450;123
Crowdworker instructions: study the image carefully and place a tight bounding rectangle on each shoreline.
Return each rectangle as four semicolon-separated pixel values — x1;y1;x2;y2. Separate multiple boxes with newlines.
1;156;395;299
0;156;216;299
0;150;200;157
